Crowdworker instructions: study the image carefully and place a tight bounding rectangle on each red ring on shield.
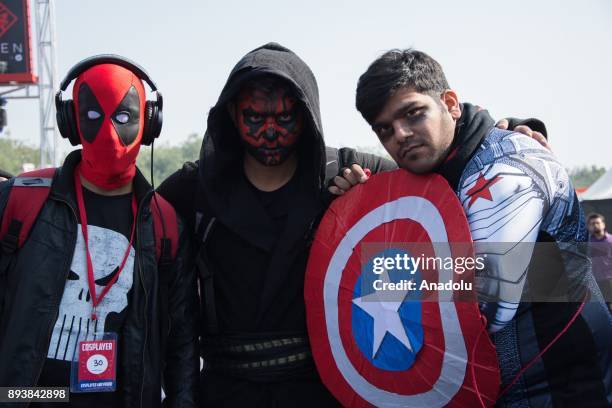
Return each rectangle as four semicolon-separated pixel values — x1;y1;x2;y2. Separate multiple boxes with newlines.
305;170;500;407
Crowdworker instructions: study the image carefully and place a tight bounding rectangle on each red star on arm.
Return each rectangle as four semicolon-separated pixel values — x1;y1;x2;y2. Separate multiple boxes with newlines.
466;172;503;208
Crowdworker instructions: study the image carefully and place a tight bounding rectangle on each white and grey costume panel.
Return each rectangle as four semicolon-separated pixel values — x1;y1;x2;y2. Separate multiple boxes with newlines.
458;129;573;332
458;128;611;406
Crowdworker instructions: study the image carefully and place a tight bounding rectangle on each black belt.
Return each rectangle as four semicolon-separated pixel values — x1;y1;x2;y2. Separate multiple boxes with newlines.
202;333;316;382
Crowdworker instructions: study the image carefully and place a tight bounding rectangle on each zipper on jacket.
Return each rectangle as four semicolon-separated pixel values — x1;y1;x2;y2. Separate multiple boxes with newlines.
33;197;78;387
136;191;152;408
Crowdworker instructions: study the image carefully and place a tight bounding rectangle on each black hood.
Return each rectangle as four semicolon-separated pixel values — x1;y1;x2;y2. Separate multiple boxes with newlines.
194;44;330;325
199;43;326;198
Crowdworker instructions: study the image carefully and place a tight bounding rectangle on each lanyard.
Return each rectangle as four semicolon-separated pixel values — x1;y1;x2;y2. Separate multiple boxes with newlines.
74;165;137;320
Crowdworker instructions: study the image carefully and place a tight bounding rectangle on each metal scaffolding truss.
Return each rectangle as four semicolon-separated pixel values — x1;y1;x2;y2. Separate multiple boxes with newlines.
0;0;58;167
35;0;58;167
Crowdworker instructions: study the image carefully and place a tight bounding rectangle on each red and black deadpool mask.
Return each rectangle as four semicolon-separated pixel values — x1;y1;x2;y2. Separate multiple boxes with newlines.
234;79;303;166
73;64;146;189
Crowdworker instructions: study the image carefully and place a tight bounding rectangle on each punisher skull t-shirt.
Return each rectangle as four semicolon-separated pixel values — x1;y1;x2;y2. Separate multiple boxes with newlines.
35;186;135;406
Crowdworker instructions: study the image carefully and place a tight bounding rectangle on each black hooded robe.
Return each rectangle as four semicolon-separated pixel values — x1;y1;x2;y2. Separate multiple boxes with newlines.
158;43;395;407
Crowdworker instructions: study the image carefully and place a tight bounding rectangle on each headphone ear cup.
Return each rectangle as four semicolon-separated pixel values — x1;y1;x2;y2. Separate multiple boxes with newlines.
141;101;155;146
56;102;67;138
142;100;162;146
152;102;163;140
64;101;81;146
57;99;80;146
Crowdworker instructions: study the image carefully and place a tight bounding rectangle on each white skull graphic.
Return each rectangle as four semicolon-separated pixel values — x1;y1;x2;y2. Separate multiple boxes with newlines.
47;224;134;361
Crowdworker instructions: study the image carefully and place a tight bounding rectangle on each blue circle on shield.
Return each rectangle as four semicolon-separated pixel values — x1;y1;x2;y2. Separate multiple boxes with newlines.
351;248;424;371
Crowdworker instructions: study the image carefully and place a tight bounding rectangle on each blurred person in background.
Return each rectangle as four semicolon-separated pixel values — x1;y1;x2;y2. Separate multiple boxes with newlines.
588;213;612;312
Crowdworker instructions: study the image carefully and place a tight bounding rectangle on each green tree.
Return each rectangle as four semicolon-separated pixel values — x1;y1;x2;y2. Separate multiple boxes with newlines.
569;165;607;189
0;137;39;176
137;133;202;184
0;133;202;182
3;135;610;193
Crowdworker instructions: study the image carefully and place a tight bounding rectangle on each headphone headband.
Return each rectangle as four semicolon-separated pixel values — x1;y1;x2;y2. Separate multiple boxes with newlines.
55;54;163;146
58;54;158;92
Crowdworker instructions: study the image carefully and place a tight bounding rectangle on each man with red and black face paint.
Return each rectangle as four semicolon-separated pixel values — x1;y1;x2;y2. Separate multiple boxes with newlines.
0;59;199;407
159;43;397;408
233;77;303;166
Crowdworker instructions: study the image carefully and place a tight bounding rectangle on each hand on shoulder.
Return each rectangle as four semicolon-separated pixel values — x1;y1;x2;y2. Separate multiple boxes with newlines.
328;164;371;196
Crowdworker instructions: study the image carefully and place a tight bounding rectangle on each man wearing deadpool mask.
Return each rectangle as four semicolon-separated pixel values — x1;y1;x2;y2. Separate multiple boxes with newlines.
0;58;199;407
158;43;547;406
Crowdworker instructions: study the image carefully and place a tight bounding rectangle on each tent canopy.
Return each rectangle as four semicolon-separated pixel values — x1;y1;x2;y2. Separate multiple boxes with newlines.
581;168;612;201
580;168;612;225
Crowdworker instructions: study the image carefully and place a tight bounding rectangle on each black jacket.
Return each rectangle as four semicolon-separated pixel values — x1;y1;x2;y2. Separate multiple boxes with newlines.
0;150;199;408
158;43;395;406
159;42;395;334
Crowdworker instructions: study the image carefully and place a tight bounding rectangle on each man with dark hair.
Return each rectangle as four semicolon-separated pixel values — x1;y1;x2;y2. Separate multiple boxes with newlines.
355;48;612;407
356;49;449;128
588;212;606;223
587;213;612;312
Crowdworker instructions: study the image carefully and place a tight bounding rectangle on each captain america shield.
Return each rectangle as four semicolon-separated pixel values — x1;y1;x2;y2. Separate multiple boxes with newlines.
305;170;500;407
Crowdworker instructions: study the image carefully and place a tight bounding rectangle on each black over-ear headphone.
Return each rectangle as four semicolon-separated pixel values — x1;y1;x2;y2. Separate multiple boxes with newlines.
55;54;163;146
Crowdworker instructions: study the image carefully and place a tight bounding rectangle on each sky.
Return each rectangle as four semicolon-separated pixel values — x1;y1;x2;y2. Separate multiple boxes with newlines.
2;0;611;168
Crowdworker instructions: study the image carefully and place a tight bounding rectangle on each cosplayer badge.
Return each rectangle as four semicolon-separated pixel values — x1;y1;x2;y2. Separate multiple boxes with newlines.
70;332;118;393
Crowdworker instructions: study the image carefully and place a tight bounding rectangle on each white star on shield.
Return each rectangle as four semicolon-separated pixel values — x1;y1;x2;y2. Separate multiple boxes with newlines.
352;267;413;359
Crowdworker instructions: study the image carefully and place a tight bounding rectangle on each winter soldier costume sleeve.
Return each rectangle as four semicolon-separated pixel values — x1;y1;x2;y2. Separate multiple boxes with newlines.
436;104;612;408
